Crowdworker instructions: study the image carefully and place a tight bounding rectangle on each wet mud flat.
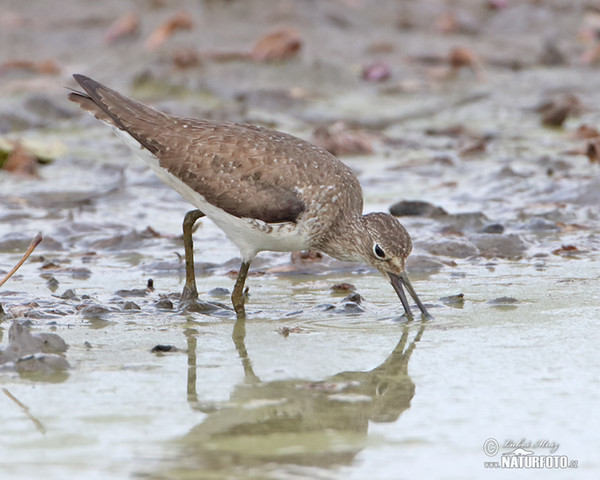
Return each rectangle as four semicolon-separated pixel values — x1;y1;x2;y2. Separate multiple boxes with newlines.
1;0;600;479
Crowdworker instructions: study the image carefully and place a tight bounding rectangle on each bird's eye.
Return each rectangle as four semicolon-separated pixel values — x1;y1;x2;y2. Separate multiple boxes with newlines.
373;243;386;259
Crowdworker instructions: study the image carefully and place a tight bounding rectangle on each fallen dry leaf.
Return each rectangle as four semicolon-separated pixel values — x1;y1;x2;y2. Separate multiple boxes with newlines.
537;94;582;127
556;222;589;232
250;27;302;62
291;250;323;263
425;124;469;137
104;12;140;44
448;46;485;79
1;142;38;177
0;59;60;75
552;244;579;256
331;282;356;293
571;124;600;140
362;61;392;82
172;48;202;69
311;122;379;156
278;326;303;338
145;11;193;51
585;139;600;163
542;104;570;127
487;0;508;9
459;138;487;156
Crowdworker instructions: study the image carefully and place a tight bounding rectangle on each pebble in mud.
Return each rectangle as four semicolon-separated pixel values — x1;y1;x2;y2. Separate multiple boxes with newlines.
0;321;70;374
207;287;230;296
151;344;178;353
15;353;70;374
390;200;448;218
406;254;446;273
182;300;221;313
480;223;505;234
328;293;365;314
338;302;365;314
317;303;336;312
155;299;174;310
520;217;559;232
60;289;78;300
440;293;465;307
342;293;363;304
418;238;479;259
116;288;148;297
488;297;520;309
470;233;527;259
80;304;111;317
43;275;60;292
123;301;141;311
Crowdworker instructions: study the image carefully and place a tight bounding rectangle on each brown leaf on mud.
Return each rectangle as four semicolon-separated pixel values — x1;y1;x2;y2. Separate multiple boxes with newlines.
425;124;469;137
104;12;140;44
361;61;392;82
0;58;60;75
311;122;379;156
1;142;38;177
556;222;589;232
278;326;303;338
448;46;486;79
145;11;193;51
537;94;582;127
291;250;323;263
250;27;302;62
542;104;570;127
144;226;164;238
331;282;356;293
172;48;202;69
551;244;579;256
585;139;600;163
487;0;508;9
459;138;487;156
570;124;600;140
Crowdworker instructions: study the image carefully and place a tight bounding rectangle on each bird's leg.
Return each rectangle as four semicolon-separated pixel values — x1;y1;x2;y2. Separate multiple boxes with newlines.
180;209;205;304
232;261;250;319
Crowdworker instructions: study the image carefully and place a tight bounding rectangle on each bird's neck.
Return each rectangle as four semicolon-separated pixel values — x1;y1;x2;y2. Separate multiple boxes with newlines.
314;214;367;263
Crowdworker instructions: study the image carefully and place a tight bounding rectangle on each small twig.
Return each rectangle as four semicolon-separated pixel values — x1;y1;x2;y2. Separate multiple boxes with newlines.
2;388;46;434
0;233;42;288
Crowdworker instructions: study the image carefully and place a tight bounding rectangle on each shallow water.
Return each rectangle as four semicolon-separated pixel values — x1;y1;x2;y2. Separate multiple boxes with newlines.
1;255;599;479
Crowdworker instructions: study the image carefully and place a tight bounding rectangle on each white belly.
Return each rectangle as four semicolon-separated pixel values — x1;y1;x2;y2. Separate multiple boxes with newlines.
112;128;311;260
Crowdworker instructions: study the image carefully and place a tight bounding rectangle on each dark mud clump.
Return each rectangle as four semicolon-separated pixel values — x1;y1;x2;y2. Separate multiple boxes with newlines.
0;320;69;377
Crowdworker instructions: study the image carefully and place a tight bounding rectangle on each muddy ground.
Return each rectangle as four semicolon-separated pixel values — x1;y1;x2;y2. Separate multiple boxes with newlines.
1;1;599;479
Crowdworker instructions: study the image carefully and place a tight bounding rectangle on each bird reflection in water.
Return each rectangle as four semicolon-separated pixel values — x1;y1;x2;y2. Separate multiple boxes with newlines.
163;320;425;476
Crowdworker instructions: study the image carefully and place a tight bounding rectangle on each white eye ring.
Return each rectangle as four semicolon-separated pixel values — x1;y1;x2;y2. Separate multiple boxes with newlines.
373;243;386;260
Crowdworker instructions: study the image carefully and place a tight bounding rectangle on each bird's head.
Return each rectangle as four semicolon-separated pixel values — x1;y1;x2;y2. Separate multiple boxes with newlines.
358;212;430;319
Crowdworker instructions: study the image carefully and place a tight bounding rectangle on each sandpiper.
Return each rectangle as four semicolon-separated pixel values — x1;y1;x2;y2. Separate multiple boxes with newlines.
69;74;429;319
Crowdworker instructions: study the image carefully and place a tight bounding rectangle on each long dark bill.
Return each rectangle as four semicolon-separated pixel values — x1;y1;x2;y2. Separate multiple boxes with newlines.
389;271;431;319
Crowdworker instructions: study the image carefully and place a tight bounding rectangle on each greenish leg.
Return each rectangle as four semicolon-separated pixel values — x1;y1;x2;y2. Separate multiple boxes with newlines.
181;210;205;303
231;261;250;319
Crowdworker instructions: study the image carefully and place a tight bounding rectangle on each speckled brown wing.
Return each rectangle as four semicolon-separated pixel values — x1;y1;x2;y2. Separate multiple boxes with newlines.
69;74;362;224
155;121;316;224
157;121;366;225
